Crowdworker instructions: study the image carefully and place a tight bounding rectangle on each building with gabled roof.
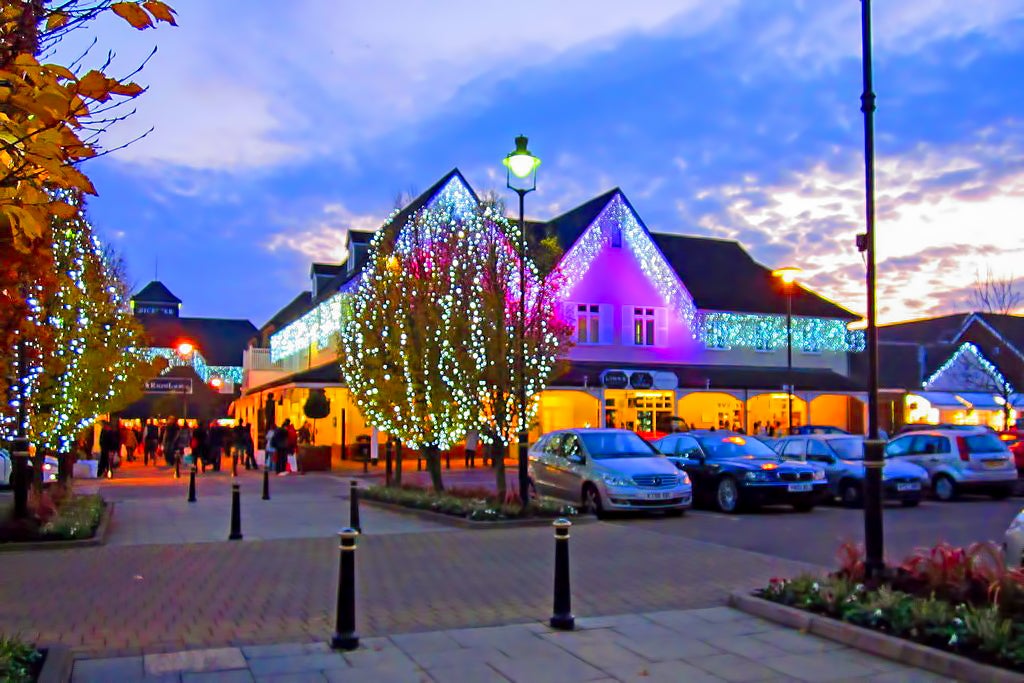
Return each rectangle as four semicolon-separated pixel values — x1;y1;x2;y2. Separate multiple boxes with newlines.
233;168;869;456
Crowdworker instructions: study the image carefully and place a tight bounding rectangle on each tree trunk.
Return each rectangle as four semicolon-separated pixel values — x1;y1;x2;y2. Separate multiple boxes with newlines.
423;444;444;492
494;441;507;501
31;449;45;495
57;450;71;484
394;441;403;486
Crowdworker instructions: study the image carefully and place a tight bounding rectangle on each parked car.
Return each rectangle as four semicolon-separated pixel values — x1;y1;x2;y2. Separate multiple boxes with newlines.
788;425;849;436
998;430;1024;475
884;429;1018;501
896;423;995;435
527;428;692;518
772;434;928;507
652;431;827;513
1005;507;1024;568
0;447;58;487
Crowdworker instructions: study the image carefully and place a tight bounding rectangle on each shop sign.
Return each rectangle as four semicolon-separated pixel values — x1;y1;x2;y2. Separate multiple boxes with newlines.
629;372;654;389
601;370;629;389
651;371;679;390
145;377;193;394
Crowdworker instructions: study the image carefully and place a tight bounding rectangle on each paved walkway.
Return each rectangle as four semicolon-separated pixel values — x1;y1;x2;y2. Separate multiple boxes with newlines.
72;606;951;682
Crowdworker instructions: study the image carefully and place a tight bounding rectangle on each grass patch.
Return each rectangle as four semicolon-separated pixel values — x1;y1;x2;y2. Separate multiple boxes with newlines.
362;483;578;521
0;493;105;543
0;636;41;682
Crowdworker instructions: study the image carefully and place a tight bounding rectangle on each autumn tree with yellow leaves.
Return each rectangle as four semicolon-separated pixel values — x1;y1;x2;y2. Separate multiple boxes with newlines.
0;0;175;400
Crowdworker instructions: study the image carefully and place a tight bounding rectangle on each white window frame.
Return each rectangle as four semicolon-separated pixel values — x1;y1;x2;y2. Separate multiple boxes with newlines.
576;303;601;345
633;306;656;346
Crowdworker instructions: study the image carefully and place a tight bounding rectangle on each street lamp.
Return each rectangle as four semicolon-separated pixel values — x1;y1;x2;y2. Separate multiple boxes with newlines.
772;267;801;435
176;340;196;420
859;0;885;580
503;135;540;506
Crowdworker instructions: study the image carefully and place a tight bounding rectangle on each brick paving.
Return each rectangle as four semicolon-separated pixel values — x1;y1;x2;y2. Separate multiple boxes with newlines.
71;607;951;682
0;521;819;658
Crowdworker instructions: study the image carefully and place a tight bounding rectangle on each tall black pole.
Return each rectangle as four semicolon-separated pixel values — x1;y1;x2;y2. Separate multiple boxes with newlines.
860;0;885;579
786;287;793;435
12;335;30;519
517;189;530;507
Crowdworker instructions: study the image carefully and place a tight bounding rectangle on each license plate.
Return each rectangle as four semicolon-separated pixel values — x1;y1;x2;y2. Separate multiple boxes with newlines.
984;460;1007;469
788;483;812;492
896;482;920;492
643;491;674;500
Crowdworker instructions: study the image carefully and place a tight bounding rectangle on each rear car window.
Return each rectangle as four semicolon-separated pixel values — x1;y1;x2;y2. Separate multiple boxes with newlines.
964;433;1006;454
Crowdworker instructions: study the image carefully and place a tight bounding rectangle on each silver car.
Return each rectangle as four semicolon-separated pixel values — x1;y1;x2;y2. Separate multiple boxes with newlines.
528;428;692;518
1005;507;1024;568
885;429;1018;501
773;435;929;507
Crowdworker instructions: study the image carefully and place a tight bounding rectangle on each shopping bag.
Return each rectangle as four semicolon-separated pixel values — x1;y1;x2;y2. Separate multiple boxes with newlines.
287;454;298;472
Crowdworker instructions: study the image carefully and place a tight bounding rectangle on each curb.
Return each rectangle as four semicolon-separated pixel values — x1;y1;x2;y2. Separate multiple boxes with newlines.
0;501;113;552
37;645;73;683
728;592;1023;683
360;497;595;529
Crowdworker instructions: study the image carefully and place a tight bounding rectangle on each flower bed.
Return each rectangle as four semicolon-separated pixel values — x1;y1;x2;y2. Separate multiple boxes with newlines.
0;492;106;543
758;541;1024;673
0;636;42;682
361;483;579;521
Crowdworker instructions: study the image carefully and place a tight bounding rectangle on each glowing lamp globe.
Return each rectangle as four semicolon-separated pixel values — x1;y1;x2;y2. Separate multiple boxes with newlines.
177;341;194;356
210;377;223;389
503;135;540;184
772;266;802;285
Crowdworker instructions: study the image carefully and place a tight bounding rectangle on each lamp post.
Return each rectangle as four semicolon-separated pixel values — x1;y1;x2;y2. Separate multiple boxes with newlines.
503;135;540;506
772;267;801;435
177;341;195;420
858;0;885;580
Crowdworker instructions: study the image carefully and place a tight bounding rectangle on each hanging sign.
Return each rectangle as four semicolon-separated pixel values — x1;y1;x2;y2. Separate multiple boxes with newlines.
629;372;654;389
145;378;193;394
601;370;629;389
651;371;679;390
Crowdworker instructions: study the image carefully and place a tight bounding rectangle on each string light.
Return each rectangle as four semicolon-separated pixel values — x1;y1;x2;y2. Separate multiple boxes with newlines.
923;342;1012;393
698;312;865;353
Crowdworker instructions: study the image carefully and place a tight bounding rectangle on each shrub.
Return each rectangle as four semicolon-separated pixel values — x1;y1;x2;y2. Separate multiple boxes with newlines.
361;484;578;521
0;636;40;683
40;494;105;540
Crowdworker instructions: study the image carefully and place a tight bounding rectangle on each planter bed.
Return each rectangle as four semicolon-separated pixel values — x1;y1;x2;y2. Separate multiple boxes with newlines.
0;497;112;551
359;484;585;528
0;642;72;683
730;592;1021;683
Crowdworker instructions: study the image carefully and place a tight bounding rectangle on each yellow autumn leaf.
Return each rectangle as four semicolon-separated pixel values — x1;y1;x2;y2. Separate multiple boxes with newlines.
76;70;111;101
143;1;177;25
49;201;78;219
108;80;145;97
46;11;68;30
111;2;153;29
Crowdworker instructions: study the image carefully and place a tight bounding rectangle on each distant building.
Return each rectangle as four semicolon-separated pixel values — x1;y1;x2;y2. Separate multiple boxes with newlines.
116;281;257;422
234;169;868;454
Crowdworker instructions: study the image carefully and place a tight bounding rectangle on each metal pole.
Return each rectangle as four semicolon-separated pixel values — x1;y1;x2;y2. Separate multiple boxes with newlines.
228;482;243;540
187;466;197;503
12;335;29;519
550;518;574;630
860;0;885;579
787;287;793;435
517;189;530;506
349;479;361;533
330;528;359;650
262;467;270;500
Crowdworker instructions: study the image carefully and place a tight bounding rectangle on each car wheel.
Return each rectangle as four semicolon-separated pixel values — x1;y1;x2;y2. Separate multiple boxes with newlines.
932;474;957;502
839;480;862;508
990;486;1013;501
715;477;741;513
582;484;606;519
792;502;815;513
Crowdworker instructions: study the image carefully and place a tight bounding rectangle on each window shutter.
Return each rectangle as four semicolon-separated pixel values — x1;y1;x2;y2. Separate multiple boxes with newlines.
621;305;634;346
598;304;614;345
654;307;669;347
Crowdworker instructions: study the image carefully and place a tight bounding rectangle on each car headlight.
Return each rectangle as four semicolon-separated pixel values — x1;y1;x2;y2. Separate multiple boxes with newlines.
678;472;691;486
744;471;771;482
601;474;633;487
812;469;826;481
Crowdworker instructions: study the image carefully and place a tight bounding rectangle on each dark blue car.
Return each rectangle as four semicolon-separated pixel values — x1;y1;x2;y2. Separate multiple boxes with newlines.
652;431;828;513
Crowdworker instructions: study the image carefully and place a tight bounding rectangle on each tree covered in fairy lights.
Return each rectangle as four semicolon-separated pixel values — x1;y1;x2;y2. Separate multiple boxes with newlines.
340;196;570;494
3;201;153;468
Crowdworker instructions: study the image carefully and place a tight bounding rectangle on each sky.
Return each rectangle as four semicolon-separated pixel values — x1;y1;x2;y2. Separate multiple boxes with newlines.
68;0;1024;325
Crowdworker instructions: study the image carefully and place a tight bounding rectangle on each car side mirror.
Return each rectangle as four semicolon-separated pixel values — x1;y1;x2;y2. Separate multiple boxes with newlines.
685;452;705;464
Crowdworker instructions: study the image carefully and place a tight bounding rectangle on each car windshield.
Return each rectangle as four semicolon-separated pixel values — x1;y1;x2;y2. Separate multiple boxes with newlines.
579;432;658;459
697;434;778;459
828;437;864;460
964;433;1007;454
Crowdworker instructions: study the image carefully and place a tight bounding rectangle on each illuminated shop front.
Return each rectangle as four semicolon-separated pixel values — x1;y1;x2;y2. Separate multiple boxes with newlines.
904;392;1019;431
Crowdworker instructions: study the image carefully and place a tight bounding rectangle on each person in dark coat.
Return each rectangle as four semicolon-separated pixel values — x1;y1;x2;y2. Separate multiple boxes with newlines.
192;423;208;472
272;420;290;475
243;422;256;470
163;419;179;467
144;419;159;466
208;421;224;472
98;422;116;478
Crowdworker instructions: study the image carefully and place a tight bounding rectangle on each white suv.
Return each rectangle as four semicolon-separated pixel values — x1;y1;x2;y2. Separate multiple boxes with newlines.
885;429;1018;501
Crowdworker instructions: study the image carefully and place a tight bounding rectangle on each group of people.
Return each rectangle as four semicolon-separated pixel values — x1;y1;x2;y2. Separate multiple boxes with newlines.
95;418;256;477
264;418;298;475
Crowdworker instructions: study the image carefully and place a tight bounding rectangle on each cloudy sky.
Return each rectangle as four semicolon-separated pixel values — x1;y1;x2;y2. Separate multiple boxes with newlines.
74;1;1024;324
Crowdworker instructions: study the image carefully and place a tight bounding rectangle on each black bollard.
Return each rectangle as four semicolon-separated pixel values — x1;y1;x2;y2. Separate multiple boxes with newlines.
228;482;243;540
550;518;574;630
187;467;197;503
174;455;180;480
330;528;360;650
349;480;361;533
232;452;238;478
262;467;270;500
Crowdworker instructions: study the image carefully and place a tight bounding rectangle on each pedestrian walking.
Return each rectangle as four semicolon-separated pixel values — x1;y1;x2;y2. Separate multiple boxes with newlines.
265;425;277;472
123;426;138;463
273;420;291;475
173;420;191;471
98;421;116;478
243;422;257;470
208;421;224;472
163;419;179;466
144;419;159;466
192;423;208;472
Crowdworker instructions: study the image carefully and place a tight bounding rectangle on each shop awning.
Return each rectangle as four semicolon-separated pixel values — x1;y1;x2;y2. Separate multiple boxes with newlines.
551;361;861;392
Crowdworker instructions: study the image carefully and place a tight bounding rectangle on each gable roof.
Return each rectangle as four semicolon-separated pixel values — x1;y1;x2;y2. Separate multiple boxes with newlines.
536;188;621;252
878;313;968;344
976;313;1024;351
310;263;343;278
650;234;857;319
141;316;257;366
132;280;181;305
